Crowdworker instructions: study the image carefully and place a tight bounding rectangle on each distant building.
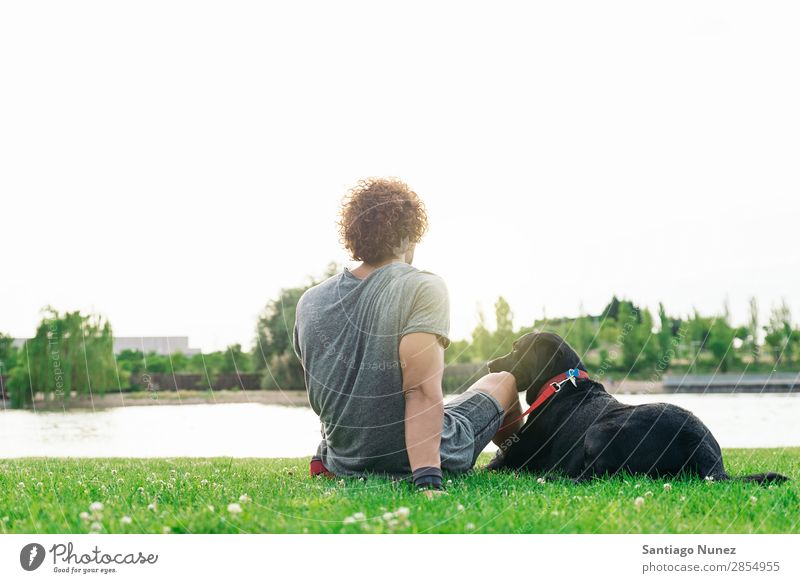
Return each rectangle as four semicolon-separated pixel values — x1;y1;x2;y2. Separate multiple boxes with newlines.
113;337;201;356
11;336;201;356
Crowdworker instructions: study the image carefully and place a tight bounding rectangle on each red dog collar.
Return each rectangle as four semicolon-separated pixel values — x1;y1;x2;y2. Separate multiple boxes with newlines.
523;368;589;417
501;369;589;430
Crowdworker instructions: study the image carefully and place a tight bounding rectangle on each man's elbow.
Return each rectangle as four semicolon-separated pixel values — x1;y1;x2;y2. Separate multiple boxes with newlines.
403;382;444;403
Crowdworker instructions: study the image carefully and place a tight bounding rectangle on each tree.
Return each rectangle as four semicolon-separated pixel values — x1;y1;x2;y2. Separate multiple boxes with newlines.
493;296;515;357
686;310;713;365
763;300;796;366
253;263;338;370
0;333;19;402
656;303;675;371
707;316;737;373
469;306;494;361
222;344;251;374
747;297;760;364
7;308;116;407
569;305;595;358
601;296;642;323
618;302;641;370
253;263;338;389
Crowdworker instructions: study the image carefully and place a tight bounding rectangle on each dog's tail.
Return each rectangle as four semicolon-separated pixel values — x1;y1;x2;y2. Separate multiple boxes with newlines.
715;471;790;485
734;472;790;485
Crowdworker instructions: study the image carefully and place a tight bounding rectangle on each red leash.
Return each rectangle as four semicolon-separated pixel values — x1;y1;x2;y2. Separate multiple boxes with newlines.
501;368;589;430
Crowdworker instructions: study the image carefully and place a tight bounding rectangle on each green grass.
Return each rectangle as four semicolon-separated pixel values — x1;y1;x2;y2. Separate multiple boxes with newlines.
1;449;798;534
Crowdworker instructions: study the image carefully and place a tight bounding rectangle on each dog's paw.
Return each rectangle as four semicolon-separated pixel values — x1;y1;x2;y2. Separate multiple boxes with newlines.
485;450;507;471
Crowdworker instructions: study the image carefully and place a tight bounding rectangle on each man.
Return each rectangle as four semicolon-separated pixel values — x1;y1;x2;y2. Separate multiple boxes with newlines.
293;177;522;493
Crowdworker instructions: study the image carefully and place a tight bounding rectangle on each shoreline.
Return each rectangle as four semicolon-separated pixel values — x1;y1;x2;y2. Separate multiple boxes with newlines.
5;389;312;411
6;378;799;412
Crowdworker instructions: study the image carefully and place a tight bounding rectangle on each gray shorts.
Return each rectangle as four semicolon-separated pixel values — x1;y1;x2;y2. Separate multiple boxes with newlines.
440;390;505;473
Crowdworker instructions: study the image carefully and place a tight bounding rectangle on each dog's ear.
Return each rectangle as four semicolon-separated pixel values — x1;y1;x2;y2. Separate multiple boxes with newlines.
522;334;558;404
523;333;582;404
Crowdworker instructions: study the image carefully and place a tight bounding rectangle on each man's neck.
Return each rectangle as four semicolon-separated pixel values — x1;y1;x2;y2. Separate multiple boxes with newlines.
350;257;405;280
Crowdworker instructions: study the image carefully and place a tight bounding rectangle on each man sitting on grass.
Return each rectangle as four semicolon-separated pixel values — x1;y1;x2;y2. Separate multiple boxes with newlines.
293;177;522;495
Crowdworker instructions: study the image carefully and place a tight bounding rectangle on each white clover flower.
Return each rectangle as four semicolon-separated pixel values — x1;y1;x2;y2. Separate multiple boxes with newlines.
162;526;171;534
447;479;453;485
382;512;394;521
207;505;215;512
387;519;399;528
200;479;209;486
634;496;645;508
343;516;356;525
121;516;132;525
147;503;157;511
457;504;465;512
680;496;687;502
17;482;24;489
644;491;653;498
111;469;117;476
536;477;546;484
89;502;104;512
704;476;714;483
352;512;366;521
90;522;102;532
227;503;242;514
137;487;145;494
465;523;475;530
395;507;410;519
750;496;758;505
239;494;251;503
337;479;346;487
79;512;90;521
550;510;559;516
663;483;672;491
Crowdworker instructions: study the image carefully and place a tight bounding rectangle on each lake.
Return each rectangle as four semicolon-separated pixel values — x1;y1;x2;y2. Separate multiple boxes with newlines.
2;393;799;458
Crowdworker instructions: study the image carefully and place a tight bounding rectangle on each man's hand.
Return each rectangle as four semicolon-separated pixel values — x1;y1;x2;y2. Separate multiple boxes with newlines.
399;332;445;480
418;488;449;500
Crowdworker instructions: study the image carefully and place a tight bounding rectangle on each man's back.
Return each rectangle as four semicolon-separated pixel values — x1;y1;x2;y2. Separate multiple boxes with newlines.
294;262;449;475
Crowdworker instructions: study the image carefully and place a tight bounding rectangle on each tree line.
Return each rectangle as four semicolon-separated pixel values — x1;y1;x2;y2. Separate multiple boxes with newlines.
2;267;798;407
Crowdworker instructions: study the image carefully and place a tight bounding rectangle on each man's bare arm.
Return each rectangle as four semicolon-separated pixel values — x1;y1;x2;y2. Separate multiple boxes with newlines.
399;332;445;481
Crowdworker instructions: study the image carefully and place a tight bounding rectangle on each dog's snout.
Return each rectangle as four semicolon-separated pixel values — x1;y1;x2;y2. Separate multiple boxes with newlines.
487;357;505;373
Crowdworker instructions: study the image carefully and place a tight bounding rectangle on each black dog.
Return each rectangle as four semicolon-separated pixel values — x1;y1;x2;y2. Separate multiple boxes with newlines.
486;332;788;485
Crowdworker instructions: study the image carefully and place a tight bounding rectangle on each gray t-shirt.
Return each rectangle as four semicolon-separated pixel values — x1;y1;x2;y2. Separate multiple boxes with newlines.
293;262;450;476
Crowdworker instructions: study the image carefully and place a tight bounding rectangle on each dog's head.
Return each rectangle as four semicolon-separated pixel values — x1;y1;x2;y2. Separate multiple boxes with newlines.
487;332;585;404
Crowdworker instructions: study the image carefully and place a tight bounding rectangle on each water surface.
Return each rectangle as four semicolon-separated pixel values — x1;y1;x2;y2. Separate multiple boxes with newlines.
2;394;798;458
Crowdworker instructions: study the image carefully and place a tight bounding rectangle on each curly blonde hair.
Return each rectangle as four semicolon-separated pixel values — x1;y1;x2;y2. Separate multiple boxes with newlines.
338;178;428;263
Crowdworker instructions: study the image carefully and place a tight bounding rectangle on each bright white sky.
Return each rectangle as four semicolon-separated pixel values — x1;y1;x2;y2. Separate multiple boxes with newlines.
1;1;798;351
